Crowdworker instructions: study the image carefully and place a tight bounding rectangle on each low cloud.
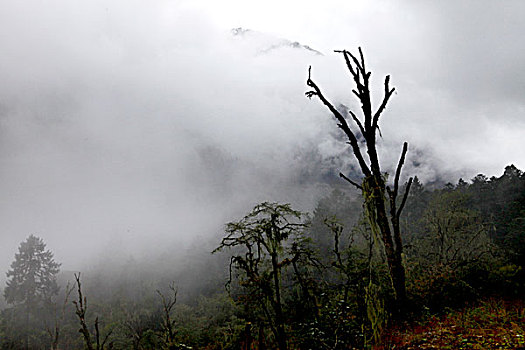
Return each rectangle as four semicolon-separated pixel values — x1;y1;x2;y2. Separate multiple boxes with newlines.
0;1;523;273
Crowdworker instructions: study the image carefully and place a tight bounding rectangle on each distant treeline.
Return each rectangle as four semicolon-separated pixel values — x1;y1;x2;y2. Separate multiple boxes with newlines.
0;165;523;349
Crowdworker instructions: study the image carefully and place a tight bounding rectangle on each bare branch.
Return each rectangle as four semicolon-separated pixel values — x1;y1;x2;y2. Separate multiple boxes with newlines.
334;50;359;81
73;273;112;350
358;47;366;72
379;126;384;138
101;331;113;350
306;67;371;176
393;142;409;199
305;66;318;99
346;50;363;73
73;273;94;350
339;172;363;190
373;75;395;129
347;110;365;138
157;282;178;345
397;177;413;218
95;317;100;350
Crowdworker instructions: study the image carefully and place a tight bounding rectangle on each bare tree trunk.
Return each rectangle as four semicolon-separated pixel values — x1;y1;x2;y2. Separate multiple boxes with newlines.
25;304;29;350
368;175;408;309
270;252;287;350
73;274;94;350
73;273;112;350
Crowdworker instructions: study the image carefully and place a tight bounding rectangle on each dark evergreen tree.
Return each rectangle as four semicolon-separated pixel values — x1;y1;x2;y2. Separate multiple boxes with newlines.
5;235;61;307
3;235;61;348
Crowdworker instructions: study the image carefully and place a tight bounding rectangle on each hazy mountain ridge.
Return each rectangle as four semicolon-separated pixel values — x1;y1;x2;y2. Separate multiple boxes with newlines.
231;27;323;56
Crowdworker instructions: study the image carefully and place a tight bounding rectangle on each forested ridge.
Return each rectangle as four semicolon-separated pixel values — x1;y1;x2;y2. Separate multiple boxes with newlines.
0;165;523;349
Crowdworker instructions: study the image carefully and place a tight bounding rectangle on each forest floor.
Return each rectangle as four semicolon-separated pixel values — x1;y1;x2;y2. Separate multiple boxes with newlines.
378;298;525;349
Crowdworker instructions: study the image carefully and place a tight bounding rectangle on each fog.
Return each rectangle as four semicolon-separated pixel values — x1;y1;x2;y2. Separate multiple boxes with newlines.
0;0;524;275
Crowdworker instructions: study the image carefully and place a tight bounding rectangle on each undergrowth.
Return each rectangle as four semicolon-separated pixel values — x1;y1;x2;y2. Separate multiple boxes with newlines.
379;298;525;349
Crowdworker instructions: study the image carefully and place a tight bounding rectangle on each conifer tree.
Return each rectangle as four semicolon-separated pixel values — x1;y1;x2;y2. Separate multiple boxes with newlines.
4;234;61;308
4;235;61;348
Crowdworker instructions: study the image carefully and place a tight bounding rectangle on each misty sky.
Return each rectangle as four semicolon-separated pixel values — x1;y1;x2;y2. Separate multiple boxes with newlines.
0;0;524;272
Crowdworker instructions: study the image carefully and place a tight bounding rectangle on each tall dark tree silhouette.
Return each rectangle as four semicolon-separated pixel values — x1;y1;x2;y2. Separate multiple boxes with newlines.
306;48;413;309
5;235;61;306
4;234;61;348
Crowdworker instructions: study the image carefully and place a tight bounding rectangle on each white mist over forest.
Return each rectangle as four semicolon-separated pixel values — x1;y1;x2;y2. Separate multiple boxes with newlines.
0;0;524;277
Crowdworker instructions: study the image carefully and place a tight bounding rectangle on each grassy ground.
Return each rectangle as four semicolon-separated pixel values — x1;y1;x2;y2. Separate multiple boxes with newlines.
378;299;525;349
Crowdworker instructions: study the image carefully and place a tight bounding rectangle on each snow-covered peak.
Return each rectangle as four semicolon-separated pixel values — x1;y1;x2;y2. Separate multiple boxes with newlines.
231;27;323;56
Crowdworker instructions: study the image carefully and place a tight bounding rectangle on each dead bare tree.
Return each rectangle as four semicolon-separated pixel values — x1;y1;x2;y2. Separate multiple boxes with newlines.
73;273;113;350
156;282;178;348
45;281;74;350
306;48;413;310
